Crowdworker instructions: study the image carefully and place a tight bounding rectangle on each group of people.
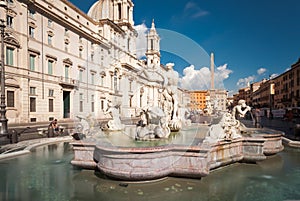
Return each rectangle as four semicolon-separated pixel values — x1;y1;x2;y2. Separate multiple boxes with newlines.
48;119;62;136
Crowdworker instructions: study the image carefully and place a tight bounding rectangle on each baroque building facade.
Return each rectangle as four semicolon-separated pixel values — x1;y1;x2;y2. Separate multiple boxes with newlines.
234;58;300;111
0;0;188;124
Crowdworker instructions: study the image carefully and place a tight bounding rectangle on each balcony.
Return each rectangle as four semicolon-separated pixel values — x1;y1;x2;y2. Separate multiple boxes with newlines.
59;76;78;89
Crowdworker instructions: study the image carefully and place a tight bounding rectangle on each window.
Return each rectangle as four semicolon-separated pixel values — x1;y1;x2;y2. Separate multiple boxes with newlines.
29;9;35;18
29;26;35;38
100;76;104;86
127;6;130;21
48;35;52;45
91;73;95;85
49;99;54;112
64;28;68;36
79;93;83;112
150;39;153;50
65;42;68;52
29;54;35;71
48;19;52;27
48;89;54;97
129;95;133;107
79;48;83;58
6;47;14;65
114;70;118;91
6;15;13;28
110;74;113;89
127;38;130;52
65;65;69;81
91;53;94;61
91;95;95;112
30;97;36;112
48;60;53;75
29;87;36;95
79;69;83;82
101;100;104;110
7;91;14;107
118;3;122;19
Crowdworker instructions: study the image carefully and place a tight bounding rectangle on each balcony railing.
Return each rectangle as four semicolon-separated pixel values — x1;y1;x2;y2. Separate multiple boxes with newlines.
59;76;78;88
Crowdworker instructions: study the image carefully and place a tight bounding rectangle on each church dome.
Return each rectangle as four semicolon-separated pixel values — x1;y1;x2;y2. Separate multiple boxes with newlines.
87;0;112;21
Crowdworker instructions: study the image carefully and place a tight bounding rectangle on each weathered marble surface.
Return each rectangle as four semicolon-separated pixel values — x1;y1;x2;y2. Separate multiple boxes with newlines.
71;128;284;181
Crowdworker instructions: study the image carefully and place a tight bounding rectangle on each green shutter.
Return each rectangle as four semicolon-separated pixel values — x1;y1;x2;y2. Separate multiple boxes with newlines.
30;55;35;71
48;61;53;75
6;48;13;65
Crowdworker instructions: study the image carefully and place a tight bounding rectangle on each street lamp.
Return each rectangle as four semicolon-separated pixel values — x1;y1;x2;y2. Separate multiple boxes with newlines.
0;0;8;139
0;19;8;136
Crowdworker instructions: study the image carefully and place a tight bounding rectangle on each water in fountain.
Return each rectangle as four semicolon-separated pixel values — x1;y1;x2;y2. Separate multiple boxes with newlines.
0;142;299;201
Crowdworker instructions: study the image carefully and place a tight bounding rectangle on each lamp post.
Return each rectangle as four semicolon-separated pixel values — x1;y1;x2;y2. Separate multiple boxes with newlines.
0;19;7;136
0;0;8;138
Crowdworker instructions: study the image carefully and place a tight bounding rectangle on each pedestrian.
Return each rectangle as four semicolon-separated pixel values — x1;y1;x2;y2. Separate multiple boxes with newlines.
287;110;293;122
50;119;59;131
48;119;59;137
254;108;261;128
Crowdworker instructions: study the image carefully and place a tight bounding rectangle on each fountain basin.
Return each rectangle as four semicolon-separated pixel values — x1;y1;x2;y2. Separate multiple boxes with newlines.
71;127;284;181
93;144;210;180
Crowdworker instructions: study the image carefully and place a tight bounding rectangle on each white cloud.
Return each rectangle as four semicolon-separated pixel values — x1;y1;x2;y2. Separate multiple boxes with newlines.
184;2;196;10
191;11;209;18
216;64;232;79
134;23;148;58
237;76;256;88
257;68;266;75
236;67;272;88
270;73;279;79
181;1;209;19
180;64;232;90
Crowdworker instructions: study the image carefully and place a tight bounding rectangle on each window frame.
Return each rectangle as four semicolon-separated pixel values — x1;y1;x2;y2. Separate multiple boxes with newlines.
6;47;14;66
7;90;14;108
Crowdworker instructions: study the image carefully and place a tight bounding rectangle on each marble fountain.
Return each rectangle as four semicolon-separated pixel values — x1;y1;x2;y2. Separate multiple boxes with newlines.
70;98;284;181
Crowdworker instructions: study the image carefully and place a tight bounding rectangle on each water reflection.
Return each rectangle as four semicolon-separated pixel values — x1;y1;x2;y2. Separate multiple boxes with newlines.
0;143;299;201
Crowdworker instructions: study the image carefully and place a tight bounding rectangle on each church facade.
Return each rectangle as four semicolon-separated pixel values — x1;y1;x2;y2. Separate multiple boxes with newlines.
0;0;188;124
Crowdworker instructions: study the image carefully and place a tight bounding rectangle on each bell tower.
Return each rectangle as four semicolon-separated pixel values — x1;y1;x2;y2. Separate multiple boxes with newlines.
146;20;160;68
113;0;134;26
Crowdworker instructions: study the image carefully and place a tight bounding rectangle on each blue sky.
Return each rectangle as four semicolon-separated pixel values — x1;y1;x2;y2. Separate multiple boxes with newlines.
69;0;300;95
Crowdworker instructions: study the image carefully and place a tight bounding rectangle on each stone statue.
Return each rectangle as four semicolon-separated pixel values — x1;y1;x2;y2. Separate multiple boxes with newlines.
75;115;90;135
232;99;251;119
204;100;213;115
160;63;182;131
178;107;191;127
103;103;125;131
136;106;170;140
204;112;242;143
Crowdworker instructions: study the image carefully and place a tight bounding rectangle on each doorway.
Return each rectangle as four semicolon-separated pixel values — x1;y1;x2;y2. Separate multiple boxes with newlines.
63;91;70;118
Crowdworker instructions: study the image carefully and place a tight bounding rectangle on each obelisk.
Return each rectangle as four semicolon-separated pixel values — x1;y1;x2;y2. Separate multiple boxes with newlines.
210;53;214;90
